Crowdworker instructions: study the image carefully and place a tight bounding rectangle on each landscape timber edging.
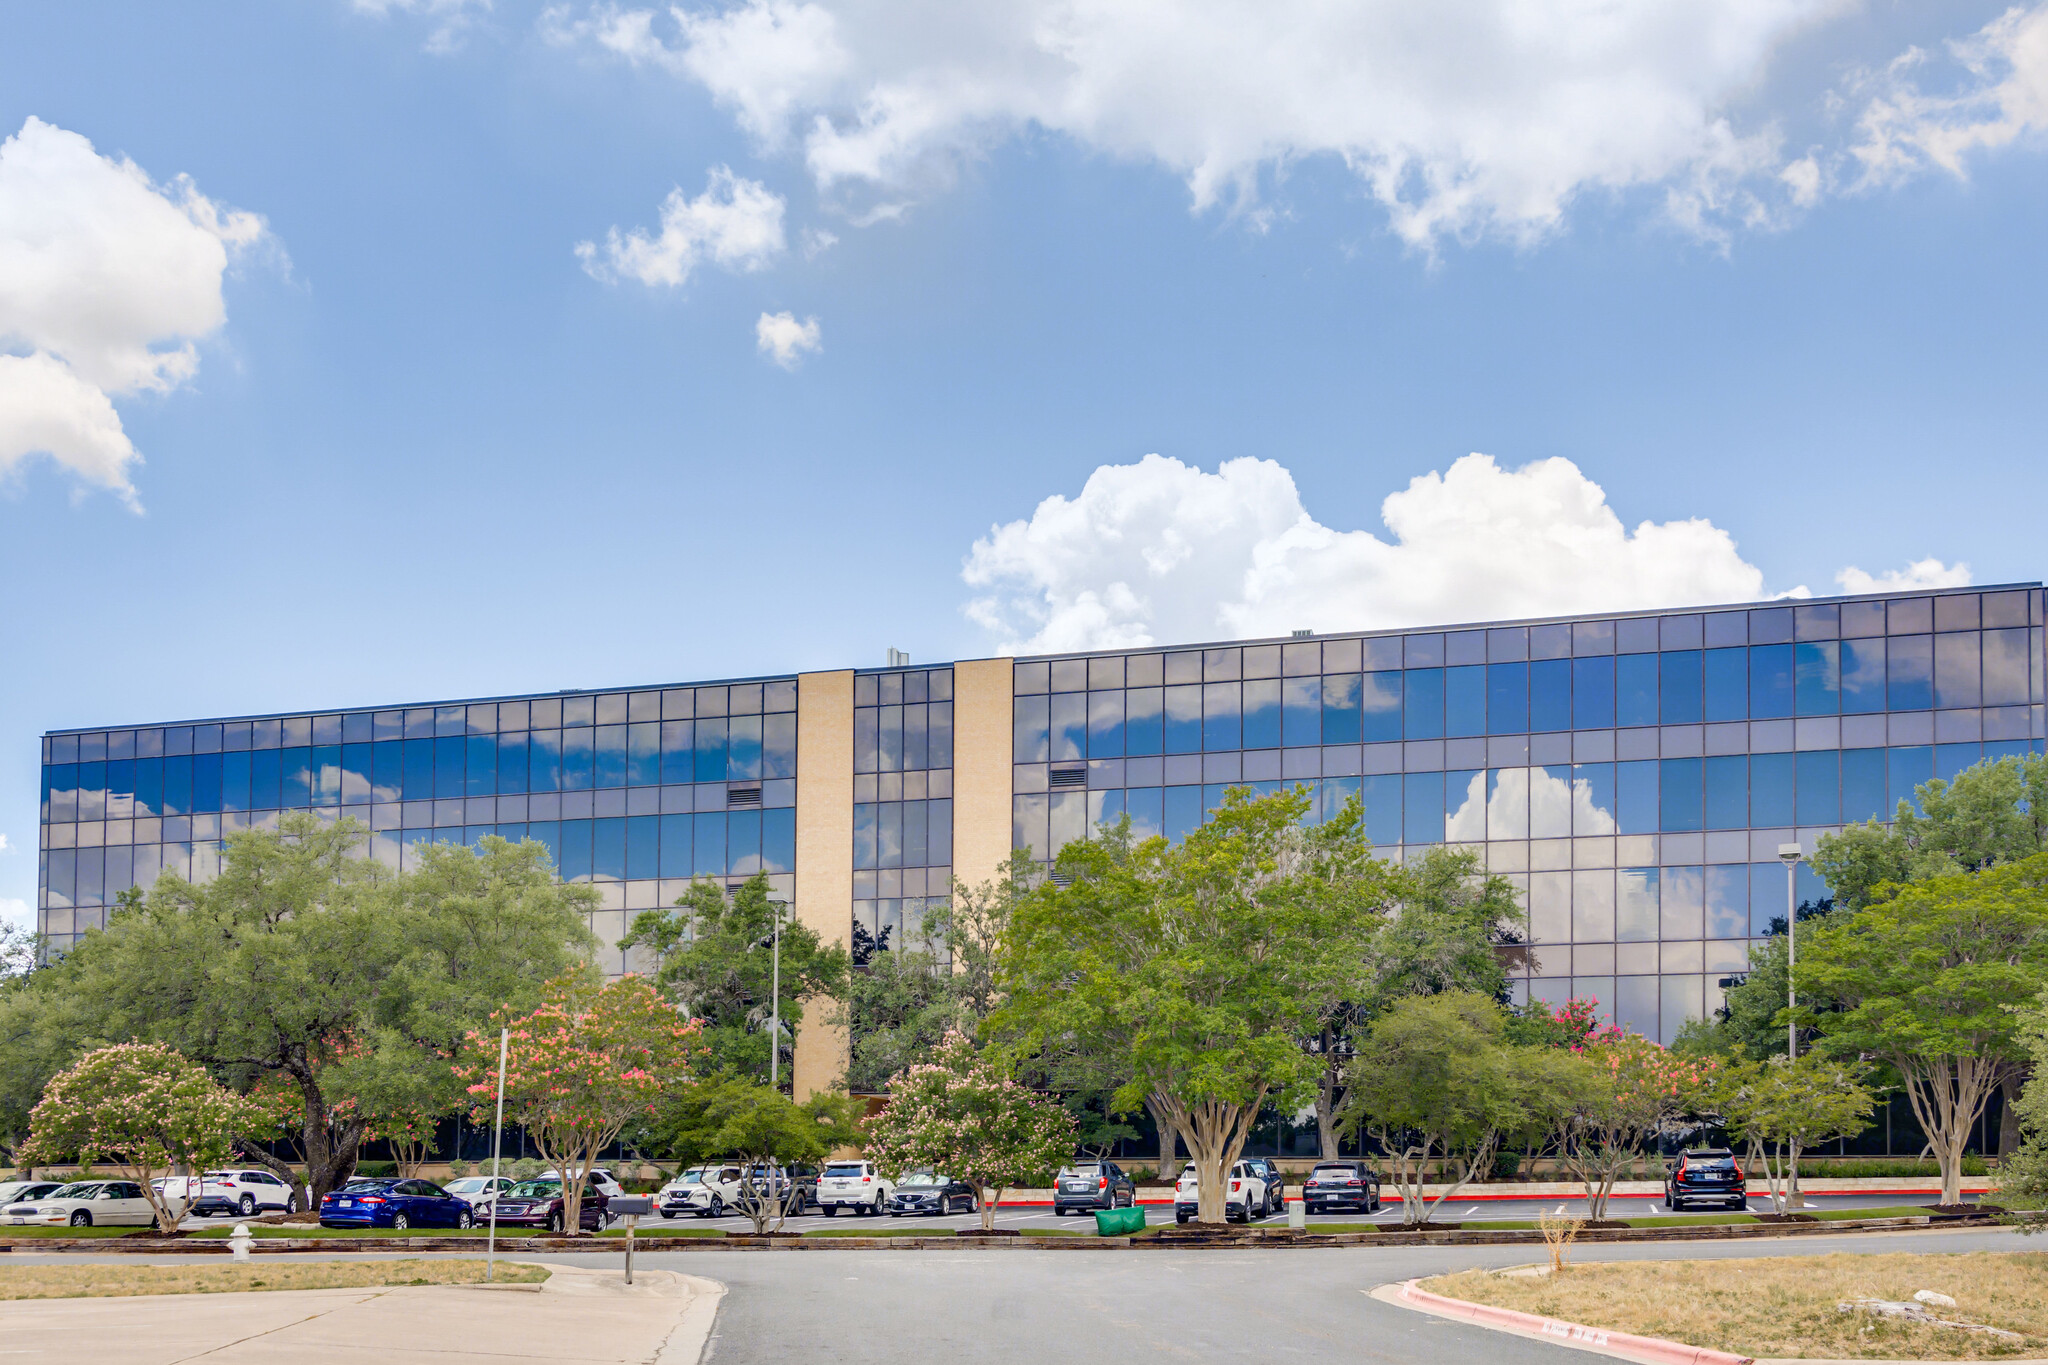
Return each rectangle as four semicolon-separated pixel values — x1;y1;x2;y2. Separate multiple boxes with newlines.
0;1211;1996;1255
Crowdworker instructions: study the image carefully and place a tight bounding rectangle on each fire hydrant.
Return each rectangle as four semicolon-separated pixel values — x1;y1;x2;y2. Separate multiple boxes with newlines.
229;1224;253;1262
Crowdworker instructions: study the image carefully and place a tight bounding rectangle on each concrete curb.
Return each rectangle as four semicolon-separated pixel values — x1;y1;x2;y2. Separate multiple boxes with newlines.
1375;1278;1755;1365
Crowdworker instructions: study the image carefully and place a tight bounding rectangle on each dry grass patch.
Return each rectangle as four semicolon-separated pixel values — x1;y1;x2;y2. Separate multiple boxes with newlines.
1422;1253;2048;1360
0;1258;548;1300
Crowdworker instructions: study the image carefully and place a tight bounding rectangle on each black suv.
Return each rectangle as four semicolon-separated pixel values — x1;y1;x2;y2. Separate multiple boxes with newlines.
1053;1161;1136;1215
1301;1159;1381;1214
1666;1148;1747;1210
1242;1158;1286;1217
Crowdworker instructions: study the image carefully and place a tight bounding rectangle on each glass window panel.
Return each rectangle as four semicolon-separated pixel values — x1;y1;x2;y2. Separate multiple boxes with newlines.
164;753;195;814
626;815;659;880
1089;690;1126;757
1528;872;1569;944
1617;759;1657;835
560;728;595;791
1050;693;1088;761
1937;741;1981;785
1403;772;1445;844
1446;666;1485;737
727;810;762;876
928;797;953;866
1155;785;1196;844
1660;651;1703;724
1574;763;1617;835
1616;654;1657;728
1572;657;1616;730
1704;648;1747;721
693;718;728;784
1935;632;1981;709
1202;682;1242;751
1360;672;1401;743
727;715;763;781
192;753;223;814
1750;751;1794;827
76;760;107;821
432;735;464;800
250;749;282;809
762;713;797;779
1751;863;1790;937
1012;793;1049;857
692;812;726;877
1983;629;2031;706
904;798;929;867
525;820;561;872
1123;787;1163;840
529;731;562;793
47;849;76;907
1086;788;1126;837
105;757;135;820
1618;867;1658;941
559;820;594;883
1795;749;1840;825
1660;975;1703;1046
493;732;528;794
1842;747;1887;823
1573;870;1615;941
1359;774;1401;847
1704;755;1746;830
341;744;372;806
854;803;877;869
1529;659;1571;732
1164;685;1203;753
464;735;496;798
1282;676;1320;747
762;806;796;874
1660;757;1702;832
627;722;661;786
1794;641;1840;716
904;702;929;771
1050;788;1090;855
1013;696;1050;763
1446;770;1487;841
1840;638;1886;713
1484;767;1528;839
1530;765;1573;839
878;802;903;868
927;702;953;770
1661;865;1703;938
1243;678;1282;749
879;705;904;772
854;707;879;773
660;812;692;878
1749;644;1793;719
1402;670;1446;740
1124;687;1163;755
1488;662;1529;735
277;752;308;811
1889;636;1933;710
1705;866;1747;939
401;739;433;801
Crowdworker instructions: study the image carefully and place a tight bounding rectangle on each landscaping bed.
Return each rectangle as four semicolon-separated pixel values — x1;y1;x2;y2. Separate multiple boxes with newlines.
0;1258;547;1300
1419;1251;2048;1360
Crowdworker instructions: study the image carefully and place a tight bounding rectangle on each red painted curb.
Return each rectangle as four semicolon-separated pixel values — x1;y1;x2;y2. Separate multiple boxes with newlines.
994;1186;1983;1207
1396;1280;1753;1365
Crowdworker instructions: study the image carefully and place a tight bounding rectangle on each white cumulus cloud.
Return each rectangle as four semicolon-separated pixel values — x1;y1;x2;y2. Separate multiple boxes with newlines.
1834;557;1973;595
964;452;1969;655
0;116;268;507
1846;2;2048;188
755;310;821;367
557;0;1864;246
576;166;787;286
352;0;494;53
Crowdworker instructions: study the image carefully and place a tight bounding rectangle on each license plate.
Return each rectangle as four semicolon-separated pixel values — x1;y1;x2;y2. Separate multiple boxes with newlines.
340;1200;354;1207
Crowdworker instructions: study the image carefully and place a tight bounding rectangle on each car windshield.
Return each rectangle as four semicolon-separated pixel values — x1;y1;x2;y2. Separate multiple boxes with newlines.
444;1178;489;1192
822;1165;865;1178
507;1180;562;1198
1311;1164;1355;1175
900;1173;947;1188
49;1183;100;1199
1063;1165;1101;1177
674;1171;704;1185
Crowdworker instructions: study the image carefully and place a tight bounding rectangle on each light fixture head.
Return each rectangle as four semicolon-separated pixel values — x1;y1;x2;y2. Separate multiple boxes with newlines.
1777;842;1803;866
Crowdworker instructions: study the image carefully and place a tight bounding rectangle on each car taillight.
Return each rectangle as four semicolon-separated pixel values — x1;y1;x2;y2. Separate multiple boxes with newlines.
861;1176;871;1184
1231;1180;1241;1192
1346;1179;1362;1187
1098;1178;1107;1190
360;1197;386;1205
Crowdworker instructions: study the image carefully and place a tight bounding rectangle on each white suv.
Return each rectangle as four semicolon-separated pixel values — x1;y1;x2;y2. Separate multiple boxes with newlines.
1173;1161;1272;1225
175;1169;299;1218
815;1160;892;1216
683;1164;746;1218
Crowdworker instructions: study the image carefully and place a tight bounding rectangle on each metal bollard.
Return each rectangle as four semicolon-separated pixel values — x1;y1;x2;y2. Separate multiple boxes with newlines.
229;1224;253;1262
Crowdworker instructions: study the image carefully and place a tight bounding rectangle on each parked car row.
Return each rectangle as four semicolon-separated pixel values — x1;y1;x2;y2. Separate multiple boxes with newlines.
1;1180;157;1227
657;1163;821;1218
1173;1158;1306;1224
321;1167;625;1232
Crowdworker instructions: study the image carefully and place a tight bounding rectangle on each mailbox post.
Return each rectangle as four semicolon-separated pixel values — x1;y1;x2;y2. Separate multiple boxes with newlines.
609;1195;654;1284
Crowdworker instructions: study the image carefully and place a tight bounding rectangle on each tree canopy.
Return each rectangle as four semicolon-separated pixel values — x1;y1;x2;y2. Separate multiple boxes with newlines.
656;1072;863;1233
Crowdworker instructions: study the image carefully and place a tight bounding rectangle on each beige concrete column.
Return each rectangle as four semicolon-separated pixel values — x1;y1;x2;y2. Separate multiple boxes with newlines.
792;670;853;1100
950;657;1016;895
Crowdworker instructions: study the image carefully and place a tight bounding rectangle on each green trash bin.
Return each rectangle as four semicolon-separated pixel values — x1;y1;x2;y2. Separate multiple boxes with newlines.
1093;1205;1146;1236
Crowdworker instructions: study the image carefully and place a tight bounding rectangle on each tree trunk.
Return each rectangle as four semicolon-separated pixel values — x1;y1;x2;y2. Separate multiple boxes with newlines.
2000;1070;2028;1161
980;1186;1000;1233
1898;1053;2001;1208
1158;1091;1263;1224
1144;1096;1181;1177
287;1065;367;1207
1315;1046;1342;1160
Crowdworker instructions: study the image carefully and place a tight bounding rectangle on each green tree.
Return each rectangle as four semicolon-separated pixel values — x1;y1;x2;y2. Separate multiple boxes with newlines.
1814;755;2048;912
1999;985;2048;1221
995;787;1374;1223
33;816;595;1206
1543;1034;1721;1219
1340;992;1553;1226
657;1071;864;1233
1797;853;2048;1205
1713;1053;1877;1214
454;973;703;1236
20;1043;267;1233
865;1032;1078;1233
621;872;849;1088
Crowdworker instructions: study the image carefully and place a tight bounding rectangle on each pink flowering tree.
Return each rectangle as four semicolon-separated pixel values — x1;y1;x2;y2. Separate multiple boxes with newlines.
454;973;701;1235
865;1033;1077;1233
20;1043;269;1234
1544;1030;1719;1219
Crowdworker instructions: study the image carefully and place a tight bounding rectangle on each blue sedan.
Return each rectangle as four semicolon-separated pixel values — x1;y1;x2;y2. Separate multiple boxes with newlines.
320;1178;476;1230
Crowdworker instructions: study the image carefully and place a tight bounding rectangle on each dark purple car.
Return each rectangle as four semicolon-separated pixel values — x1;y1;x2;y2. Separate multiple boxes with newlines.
320;1178;476;1230
486;1178;610;1234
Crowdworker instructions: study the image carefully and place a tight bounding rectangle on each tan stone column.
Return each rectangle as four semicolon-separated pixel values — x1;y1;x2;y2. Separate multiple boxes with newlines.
792;670;853;1100
950;657;1015;895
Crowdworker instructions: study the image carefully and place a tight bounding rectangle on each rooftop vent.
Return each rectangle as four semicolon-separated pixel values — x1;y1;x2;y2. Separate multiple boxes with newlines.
726;785;763;808
1291;629;1313;638
1047;869;1074;888
886;648;910;667
1049;764;1088;788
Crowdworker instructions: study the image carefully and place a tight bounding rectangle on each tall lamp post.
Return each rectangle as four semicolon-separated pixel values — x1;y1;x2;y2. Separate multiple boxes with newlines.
759;901;787;1090
1777;843;1803;1060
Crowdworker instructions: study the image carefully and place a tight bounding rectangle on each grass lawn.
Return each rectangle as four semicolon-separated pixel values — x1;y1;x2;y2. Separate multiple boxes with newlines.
0;1258;547;1300
1422;1252;2048;1360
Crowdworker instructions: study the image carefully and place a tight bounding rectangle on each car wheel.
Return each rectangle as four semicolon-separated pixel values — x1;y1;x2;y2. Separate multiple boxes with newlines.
286;1194;300;1214
392;1212;410;1231
1176;1212;1189;1225
69;1210;91;1227
659;1211;675;1220
710;1195;725;1218
239;1194;257;1216
457;1209;474;1229
546;1211;563;1235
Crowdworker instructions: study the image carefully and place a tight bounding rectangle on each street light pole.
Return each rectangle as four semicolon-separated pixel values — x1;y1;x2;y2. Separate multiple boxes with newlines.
769;902;784;1091
485;1025;508;1282
1778;843;1802;1061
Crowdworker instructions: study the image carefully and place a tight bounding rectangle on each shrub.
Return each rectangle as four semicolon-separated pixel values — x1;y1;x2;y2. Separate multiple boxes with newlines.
353;1161;397;1178
446;1159;472;1178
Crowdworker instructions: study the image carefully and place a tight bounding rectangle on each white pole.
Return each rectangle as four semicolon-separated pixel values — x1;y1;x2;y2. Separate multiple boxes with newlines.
769;905;782;1091
486;1026;508;1282
1786;859;1798;1061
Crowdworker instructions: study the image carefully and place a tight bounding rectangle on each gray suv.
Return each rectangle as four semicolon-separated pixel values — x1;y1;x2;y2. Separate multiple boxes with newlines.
1053;1161;1136;1215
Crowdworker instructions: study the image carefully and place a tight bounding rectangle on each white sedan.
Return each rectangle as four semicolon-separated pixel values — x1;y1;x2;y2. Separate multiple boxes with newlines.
3;1180;158;1227
443;1175;512;1209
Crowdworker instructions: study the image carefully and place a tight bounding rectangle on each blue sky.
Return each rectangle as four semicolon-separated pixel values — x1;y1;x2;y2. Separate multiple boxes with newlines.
3;0;2046;920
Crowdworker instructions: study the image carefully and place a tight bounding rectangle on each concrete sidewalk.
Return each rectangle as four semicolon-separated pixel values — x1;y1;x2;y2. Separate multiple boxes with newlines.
0;1262;723;1364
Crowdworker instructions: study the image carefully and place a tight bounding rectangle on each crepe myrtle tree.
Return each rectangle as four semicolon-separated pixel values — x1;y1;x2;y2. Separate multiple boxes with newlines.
19;1044;268;1233
1712;1053;1877;1215
659;1072;864;1234
865;1032;1078;1234
455;973;702;1235
1543;1032;1720;1220
995;788;1376;1224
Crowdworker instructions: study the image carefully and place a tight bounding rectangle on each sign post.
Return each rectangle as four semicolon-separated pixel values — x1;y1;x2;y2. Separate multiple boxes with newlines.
608;1196;655;1284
